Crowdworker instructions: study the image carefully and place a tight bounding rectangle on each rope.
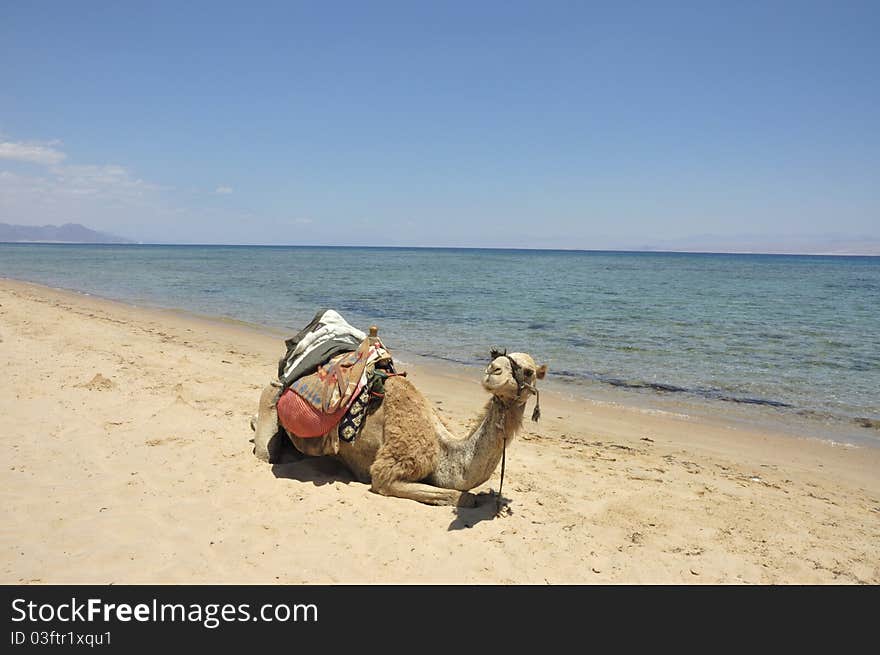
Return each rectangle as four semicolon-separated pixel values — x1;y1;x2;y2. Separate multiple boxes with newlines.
496;437;507;515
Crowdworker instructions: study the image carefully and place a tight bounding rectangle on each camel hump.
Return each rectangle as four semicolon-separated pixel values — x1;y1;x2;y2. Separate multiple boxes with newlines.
382;374;426;409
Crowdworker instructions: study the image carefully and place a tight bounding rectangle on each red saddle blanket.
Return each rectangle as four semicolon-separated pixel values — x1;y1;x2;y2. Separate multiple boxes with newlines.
277;335;392;440
276;388;348;438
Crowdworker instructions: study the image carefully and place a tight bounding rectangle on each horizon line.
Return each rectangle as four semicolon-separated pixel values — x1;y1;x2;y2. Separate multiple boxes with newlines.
2;240;880;257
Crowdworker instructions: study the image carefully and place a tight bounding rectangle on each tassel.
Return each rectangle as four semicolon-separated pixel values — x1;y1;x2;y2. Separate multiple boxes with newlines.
531;390;541;422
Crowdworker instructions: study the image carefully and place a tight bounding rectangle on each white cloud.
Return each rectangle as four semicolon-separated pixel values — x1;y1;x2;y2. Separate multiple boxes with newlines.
50;164;156;196
0;134;252;243
0;140;67;166
0;136;165;232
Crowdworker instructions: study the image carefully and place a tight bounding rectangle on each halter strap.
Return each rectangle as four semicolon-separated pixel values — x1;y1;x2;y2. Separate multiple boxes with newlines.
491;348;541;422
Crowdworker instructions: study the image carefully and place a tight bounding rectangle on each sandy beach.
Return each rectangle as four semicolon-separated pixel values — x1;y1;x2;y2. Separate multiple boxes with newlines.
1;278;878;584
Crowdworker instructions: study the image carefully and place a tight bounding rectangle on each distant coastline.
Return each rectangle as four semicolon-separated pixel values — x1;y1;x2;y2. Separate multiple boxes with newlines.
0;222;133;244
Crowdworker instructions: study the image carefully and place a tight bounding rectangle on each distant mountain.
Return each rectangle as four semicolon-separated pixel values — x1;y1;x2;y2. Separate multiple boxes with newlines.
0;222;134;244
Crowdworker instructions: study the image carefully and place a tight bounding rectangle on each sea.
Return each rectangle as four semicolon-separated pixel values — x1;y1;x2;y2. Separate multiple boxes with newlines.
2;243;878;446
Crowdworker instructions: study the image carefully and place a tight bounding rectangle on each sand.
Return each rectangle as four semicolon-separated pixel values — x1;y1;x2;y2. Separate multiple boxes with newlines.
1;278;878;584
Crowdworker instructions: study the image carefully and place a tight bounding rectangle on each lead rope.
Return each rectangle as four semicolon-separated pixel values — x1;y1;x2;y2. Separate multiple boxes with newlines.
496;438;507;515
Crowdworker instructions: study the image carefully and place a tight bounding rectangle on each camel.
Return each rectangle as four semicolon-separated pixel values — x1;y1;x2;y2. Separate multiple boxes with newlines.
251;350;546;507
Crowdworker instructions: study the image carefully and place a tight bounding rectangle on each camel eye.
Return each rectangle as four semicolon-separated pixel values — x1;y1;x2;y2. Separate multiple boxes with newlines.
524;368;534;378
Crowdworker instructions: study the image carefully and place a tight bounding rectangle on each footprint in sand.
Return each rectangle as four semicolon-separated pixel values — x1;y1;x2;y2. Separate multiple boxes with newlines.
75;373;117;391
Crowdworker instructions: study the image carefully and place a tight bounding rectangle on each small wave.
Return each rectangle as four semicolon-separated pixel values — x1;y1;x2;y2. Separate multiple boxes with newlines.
636;408;692;420
817;439;860;449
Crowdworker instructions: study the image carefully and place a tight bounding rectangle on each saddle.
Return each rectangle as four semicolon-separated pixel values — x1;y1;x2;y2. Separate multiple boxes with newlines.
276;325;397;455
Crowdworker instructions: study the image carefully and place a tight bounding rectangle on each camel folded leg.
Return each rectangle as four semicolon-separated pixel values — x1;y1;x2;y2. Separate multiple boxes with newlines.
371;480;476;507
252;382;283;463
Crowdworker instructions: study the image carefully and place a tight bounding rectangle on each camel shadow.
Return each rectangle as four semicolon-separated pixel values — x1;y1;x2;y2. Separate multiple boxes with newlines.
447;491;513;531
268;434;354;487
255;432;511;518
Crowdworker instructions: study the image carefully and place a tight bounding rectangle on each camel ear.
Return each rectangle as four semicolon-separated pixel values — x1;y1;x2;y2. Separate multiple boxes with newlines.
536;364;547;380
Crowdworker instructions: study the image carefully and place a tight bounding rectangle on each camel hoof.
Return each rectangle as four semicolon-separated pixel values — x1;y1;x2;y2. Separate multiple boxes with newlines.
456;492;478;508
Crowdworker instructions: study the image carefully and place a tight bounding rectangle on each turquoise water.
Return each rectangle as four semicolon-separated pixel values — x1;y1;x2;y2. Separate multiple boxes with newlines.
2;244;878;443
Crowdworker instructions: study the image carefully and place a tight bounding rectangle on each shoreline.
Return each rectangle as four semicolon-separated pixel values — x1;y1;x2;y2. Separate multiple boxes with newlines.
4;273;876;450
2;277;879;583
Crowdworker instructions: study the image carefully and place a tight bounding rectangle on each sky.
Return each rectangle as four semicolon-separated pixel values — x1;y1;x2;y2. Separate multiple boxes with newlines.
1;1;878;250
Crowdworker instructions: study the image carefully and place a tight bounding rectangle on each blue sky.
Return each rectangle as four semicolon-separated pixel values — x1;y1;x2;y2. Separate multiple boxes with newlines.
1;1;878;249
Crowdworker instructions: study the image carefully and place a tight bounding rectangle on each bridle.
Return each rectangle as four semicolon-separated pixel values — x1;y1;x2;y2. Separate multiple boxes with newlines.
489;348;541;423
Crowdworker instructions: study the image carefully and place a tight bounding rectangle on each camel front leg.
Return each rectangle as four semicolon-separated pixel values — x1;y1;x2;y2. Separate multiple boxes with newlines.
371;480;477;507
252;383;283;463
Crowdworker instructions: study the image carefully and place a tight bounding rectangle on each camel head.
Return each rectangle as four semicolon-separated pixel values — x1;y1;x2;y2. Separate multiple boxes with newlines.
482;350;547;407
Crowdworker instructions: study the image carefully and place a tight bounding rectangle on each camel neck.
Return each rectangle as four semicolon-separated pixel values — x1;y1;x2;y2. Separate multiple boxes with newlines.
488;396;526;443
431;396;525;491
